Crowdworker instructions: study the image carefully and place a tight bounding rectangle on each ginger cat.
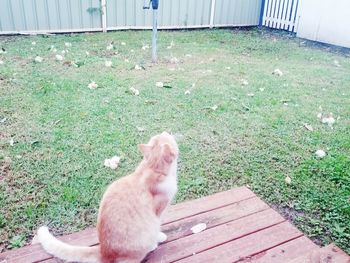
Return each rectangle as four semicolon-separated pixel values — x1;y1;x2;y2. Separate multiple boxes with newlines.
37;132;179;263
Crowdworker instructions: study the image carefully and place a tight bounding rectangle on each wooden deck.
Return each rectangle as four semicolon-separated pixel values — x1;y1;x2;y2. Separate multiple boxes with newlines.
1;186;349;263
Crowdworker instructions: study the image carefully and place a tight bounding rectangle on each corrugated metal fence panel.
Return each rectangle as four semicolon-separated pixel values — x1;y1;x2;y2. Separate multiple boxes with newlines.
214;0;262;26
262;0;300;32
0;0;102;33
106;0;212;29
0;0;262;34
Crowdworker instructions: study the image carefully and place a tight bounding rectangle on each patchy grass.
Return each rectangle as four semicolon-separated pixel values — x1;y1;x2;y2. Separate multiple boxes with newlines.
0;29;349;253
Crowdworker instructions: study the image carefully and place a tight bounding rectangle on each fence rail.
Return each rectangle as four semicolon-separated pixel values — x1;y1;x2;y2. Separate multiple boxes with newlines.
0;0;262;35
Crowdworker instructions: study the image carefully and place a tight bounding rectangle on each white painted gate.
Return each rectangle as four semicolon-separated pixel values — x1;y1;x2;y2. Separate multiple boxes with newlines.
261;0;300;32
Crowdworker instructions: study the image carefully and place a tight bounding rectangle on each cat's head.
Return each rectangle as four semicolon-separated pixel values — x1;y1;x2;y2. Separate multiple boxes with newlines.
138;132;178;174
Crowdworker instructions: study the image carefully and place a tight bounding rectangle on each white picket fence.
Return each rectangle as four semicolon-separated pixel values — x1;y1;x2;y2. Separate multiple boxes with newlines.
261;0;300;32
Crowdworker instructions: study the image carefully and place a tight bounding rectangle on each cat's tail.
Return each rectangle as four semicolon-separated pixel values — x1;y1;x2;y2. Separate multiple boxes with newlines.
37;226;101;263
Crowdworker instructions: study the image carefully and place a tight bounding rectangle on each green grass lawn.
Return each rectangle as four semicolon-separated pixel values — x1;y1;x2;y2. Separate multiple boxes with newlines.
0;29;349;253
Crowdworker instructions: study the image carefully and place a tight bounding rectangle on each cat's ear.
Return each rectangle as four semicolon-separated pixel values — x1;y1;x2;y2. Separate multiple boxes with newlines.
138;144;152;159
161;143;176;163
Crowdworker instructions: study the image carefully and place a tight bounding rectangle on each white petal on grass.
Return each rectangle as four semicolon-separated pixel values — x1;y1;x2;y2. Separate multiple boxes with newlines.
9;138;14;146
259;88;265;92
0;60;4;65
31;41;36;45
104;156;120;170
303;123;314;131
129;87;139;96
247;93;255;97
211;105;218;111
106;44;114;50
321;114;335;127
141;44;150;50
185;90;191;95
65;42;72;47
134;65;142;70
105;61;113;67
315;149;326;158
241;79;249;86
136;127;145;132
333;60;340;67
170;57;179;64
185;54;192;57
55;54;63;61
121;42;126;46
0;49;6;54
285;176;292;184
61;50;66;54
155;82;164;88
124;59;129;63
85;51;90;56
34;56;43;63
88;81;98;89
190;223;207;234
273;68;283;76
225;66;231;70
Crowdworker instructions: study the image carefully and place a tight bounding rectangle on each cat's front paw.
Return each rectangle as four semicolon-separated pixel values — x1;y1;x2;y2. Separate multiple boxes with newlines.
158;232;167;243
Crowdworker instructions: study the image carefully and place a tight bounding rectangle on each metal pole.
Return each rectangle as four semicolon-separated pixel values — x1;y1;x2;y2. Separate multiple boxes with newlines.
152;8;158;63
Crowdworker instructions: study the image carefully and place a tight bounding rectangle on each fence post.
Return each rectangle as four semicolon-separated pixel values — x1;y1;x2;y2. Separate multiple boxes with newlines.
101;0;107;32
209;0;216;28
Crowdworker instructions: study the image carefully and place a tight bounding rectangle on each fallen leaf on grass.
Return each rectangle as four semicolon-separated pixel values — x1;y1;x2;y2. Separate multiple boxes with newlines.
241;79;249;86
303;123;314;131
105;61;113;67
55;54;63;61
104;156;120;170
167;41;175;49
285;176;292;184
333;60;340;67
34;56;43;63
273;68;283;76
190;223;207;234
315;149;326;158
88;81;98;89
321;114;335;128
134;65;142;70
169;57;179;64
106;43;114;50
155;82;163;88
129;87;139;96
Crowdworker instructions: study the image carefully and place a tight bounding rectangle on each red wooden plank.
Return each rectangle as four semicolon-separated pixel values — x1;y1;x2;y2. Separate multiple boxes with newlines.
162;187;256;224
0;187;255;263
175;221;304;263
239;236;318;262
288;244;350;263
0;228;98;263
162;196;269;243
145;209;286;263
